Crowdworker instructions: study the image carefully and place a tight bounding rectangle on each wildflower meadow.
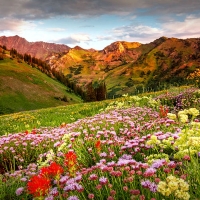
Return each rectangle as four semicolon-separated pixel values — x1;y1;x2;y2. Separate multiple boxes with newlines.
0;87;200;200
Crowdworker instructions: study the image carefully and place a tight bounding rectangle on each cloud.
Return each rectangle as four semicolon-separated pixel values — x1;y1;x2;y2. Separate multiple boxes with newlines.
97;14;200;44
54;34;91;45
162;15;200;38
0;0;200;20
0;18;29;31
47;28;66;32
98;24;163;43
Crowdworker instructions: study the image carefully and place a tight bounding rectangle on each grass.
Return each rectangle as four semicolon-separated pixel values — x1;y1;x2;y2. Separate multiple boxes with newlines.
0;99;112;135
0;57;82;115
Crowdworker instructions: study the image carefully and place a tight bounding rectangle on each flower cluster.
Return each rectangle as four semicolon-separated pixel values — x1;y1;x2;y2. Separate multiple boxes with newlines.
157;175;190;200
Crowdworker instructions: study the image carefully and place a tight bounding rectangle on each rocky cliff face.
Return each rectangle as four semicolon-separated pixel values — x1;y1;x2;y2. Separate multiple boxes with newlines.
0;35;70;60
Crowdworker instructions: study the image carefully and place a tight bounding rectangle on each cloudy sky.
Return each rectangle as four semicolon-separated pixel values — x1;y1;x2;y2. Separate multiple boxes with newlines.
0;0;200;50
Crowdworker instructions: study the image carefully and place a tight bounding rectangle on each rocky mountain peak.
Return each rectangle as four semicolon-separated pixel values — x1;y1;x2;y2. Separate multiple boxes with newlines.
0;35;71;60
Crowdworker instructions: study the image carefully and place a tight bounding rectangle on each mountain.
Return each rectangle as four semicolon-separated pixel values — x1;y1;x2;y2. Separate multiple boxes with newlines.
0;35;70;60
1;35;200;99
47;36;200;97
0;47;82;114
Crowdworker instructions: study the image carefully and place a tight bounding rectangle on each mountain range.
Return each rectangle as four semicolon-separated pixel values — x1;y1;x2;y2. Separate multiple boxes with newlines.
0;35;200;99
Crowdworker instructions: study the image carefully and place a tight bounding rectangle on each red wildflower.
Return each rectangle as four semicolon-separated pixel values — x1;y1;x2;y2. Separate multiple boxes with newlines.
159;105;169;118
65;151;77;166
65;151;77;176
48;162;64;176
95;140;101;153
40;162;64;178
183;155;190;161
27;175;51;197
25;130;29;135
31;129;37;134
130;189;140;195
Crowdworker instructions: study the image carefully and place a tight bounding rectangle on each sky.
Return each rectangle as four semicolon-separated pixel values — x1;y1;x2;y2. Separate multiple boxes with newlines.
0;0;200;50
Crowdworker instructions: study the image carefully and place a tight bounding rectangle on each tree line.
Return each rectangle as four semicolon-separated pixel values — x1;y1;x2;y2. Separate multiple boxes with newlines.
4;46;107;101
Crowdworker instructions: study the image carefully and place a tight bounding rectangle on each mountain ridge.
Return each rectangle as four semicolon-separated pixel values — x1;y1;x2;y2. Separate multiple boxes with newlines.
0;35;71;60
1;35;200;99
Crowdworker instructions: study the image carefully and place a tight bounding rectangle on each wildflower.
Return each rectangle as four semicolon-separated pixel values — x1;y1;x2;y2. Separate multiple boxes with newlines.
88;193;95;199
141;180;157;192
95;140;101;153
99;176;108;185
27;175;51;197
96;184;102;190
157;175;190;199
188;108;199;117
45;195;54;200
159;105;168;118
89;174;98;180
183;155;190;161
67;195;79;200
151;159;166;169
139;194;145;200
167;161;176;168
50;187;59;196
15;187;24;196
130;189;140;195
143;168;156;177
42;162;64;178
179;114;188;123
163;167;171;173
100;152;107;157
110;190;116;196
167;113;177;120
65;151;77;176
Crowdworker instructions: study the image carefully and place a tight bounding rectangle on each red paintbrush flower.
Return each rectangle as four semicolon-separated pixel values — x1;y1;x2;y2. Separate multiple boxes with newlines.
95;140;101;153
48;162;64;176
65;151;77;166
27;175;51;197
40;162;64;178
65;151;77;176
159;105;169;118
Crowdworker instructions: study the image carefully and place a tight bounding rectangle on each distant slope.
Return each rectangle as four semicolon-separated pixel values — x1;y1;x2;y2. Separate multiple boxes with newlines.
1;35;200;99
0;49;82;115
0;35;70;60
48;37;200;97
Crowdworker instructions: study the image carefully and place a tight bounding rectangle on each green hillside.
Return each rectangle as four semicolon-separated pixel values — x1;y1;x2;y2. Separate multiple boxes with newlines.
0;51;82;114
48;37;200;98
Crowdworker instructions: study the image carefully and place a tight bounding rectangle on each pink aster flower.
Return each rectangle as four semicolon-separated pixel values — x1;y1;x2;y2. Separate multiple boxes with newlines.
16;187;24;196
99;176;108;185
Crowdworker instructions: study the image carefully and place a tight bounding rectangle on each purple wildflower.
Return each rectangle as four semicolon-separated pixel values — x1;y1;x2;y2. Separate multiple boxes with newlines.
99;176;108;185
59;175;69;184
143;168;156;177
168;161;176;168
45;196;54;200
151;159;166;169
15;187;24;196
89;174;98;180
149;182;157;193
50;187;58;195
141;180;157;193
67;196;79;200
100;152;107;157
